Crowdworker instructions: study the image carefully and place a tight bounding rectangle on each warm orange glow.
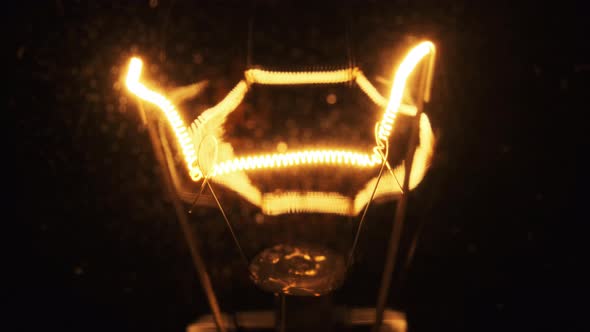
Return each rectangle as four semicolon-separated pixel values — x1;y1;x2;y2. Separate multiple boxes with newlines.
262;192;353;216
245;68;354;85
212;150;378;177
125;58;203;180
124;41;436;216
355;71;417;116
261;113;434;216
377;41;435;143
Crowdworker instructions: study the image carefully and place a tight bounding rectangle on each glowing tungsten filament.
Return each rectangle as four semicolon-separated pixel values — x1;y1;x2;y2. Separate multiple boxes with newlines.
377;41;435;143
211;150;377;176
245;68;353;85
124;41;436;216
125;41;435;192
125;58;203;180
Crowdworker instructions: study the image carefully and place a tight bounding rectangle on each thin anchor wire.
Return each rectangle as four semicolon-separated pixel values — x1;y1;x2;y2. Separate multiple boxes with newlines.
206;180;250;267
194;133;250;267
188;177;209;214
376;148;404;194
247;14;254;68
346;139;390;269
190;130;219;213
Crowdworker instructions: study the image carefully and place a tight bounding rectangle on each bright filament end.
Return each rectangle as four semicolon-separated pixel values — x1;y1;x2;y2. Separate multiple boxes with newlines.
126;58;143;87
125;57;199;177
379;41;434;142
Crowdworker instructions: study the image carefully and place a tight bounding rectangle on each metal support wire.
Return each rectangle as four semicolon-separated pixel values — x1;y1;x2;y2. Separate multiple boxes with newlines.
400;166;442;285
373;53;434;332
346;154;388;270
188;178;209;214
206;181;251;267
137;101;226;332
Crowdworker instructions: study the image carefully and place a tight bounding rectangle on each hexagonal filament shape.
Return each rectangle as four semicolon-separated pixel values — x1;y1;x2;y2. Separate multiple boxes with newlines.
125;41;436;216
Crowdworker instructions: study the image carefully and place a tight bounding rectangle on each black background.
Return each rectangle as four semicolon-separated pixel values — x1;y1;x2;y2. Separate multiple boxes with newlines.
15;1;584;331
